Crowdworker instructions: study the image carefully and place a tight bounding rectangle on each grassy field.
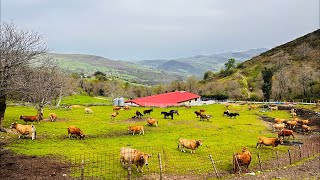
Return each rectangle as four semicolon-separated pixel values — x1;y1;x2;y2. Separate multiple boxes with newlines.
1;97;297;178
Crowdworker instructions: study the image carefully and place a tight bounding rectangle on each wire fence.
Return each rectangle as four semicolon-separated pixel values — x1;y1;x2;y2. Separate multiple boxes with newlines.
20;136;320;179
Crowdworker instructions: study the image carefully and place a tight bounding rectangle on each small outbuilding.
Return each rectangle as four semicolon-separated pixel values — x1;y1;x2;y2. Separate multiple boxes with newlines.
125;91;200;107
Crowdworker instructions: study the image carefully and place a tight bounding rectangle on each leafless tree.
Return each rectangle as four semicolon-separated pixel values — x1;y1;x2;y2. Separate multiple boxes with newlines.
0;22;47;131
185;75;199;93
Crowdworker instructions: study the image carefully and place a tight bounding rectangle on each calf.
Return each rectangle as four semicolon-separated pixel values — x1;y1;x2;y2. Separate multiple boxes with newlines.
111;112;119;119
67;126;85;139
136;110;143;118
256;137;283;150
120;147;151;173
178;138;202;153
233;147;252;173
302;125;311;133
278;129;295;140
146;118;158;126
228;113;239;118
128;126;144;135
10;122;36;140
199;114;212;121
143;109;153;115
49;113;58;122
84;107;93;114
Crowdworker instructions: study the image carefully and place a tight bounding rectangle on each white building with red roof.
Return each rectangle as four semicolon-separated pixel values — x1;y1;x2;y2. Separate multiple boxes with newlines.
126;91;200;107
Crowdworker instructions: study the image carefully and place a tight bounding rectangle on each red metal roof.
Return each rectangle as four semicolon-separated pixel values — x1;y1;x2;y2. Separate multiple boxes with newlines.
126;91;200;107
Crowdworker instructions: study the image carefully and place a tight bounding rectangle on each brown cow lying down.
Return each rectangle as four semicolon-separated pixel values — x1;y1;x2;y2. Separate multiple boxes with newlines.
10;122;36;140
233;147;252;173
120;147;151;173
67;126;85;139
178;138;202;153
20;115;41;124
49;113;58;122
128;126;144;135
146;118;158;126
256;137;283;150
278;129;295;140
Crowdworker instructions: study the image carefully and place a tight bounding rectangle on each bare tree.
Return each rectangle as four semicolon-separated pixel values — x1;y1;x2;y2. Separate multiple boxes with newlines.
0;22;47;131
185;75;199;93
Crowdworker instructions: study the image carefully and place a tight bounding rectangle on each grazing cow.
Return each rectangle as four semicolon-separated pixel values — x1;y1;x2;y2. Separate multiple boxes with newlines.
113;106;121;111
169;110;179;115
135;110;143;118
128;126;144;135
143;109;153;115
272;123;286;132
233;147;252;173
120;147;152;173
200;109;206;113
302;125;311;133
20;114;41;124
124;105;131;110
228;113;239;118
278;129;295;140
199;114;212;121
10;122;36;140
268;105;278;111
49;113;58;122
274;118;285;124
111;112;119;119
161;111;174;119
256;137;283;150
248;105;257;110
298;119;309;126
178;138;202;153
194;111;202;118
84;107;93;114
223;110;230;116
146;118;158;126
67;126;85;139
286;120;298;129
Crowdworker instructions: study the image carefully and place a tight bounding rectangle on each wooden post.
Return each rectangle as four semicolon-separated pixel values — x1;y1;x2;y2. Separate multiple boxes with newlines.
306;144;310;158
288;150;292;165
80;159;84;180
127;157;132;180
275;151;279;168
298;145;302;160
257;154;262;171
209;154;219;178
158;153;163;180
312;144;315;157
233;153;241;174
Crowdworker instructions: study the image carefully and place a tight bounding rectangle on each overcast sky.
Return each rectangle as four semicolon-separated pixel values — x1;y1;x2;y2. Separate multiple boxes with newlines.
1;0;319;60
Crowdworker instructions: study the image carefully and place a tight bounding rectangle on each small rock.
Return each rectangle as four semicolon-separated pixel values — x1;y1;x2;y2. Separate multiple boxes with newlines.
62;174;67;177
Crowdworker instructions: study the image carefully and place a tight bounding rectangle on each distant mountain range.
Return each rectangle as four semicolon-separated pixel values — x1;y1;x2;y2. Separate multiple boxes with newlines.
133;48;268;77
46;48;267;84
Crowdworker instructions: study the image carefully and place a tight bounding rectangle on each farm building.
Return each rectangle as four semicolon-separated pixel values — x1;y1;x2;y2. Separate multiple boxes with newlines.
125;91;200;107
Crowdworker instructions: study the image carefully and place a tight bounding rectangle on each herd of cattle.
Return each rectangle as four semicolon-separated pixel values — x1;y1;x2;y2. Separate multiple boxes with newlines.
8;104;314;173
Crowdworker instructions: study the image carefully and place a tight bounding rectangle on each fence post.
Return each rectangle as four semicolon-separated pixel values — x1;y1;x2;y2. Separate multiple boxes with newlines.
233;153;241;174
306;144;310;158
298;145;302;160
312;144;315;157
288;150;292;165
80;159;84;180
257;154;262;172
275;151;279;168
127;157;132;180
158;153;163;180
209;154;219;178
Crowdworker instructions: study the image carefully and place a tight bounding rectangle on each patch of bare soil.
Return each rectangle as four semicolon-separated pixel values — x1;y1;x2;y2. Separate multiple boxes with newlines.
0;143;72;180
227;156;320;180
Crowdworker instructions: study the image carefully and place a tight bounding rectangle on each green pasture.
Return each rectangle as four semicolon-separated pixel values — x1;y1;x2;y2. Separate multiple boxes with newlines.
2;100;297;178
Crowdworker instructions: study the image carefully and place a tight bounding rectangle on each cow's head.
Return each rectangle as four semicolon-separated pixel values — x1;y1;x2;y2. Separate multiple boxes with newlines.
196;140;203;147
10;122;18;129
140;153;152;167
128;126;132;131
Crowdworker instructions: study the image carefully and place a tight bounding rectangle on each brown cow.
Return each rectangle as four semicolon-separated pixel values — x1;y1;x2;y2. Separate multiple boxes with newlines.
256;137;283;150
120;147;151;173
199;114;212;121
194;111;202;118
111;112;119;119
274;118;285;124
278;129;295;140
233;147;252;173
178;138;202;153
286;120;298;129
272;123;286;132
298;119;309;126
49;113;58;122
128;126;144;135
20;114;41;124
113;106;121;111
124;105;131;110
10;122;36;140
146;118;158;126
67;126;85;139
302;125;311;133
